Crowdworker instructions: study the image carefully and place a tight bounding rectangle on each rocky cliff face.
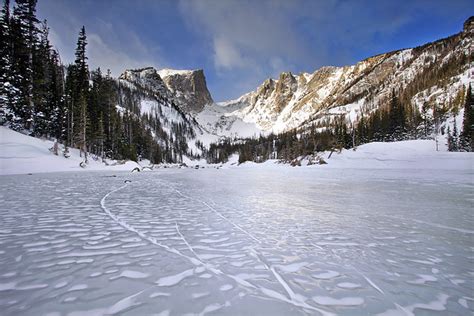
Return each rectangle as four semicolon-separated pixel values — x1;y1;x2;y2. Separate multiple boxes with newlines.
217;19;473;134
119;67;173;101
120;18;473;140
157;69;213;113
119;67;214;114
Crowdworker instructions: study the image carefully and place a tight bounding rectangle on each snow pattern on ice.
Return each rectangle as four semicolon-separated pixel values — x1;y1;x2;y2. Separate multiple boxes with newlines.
0;168;473;315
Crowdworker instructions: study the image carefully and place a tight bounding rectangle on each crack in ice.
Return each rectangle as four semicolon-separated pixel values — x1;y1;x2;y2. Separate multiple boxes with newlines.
169;184;261;243
100;180;333;315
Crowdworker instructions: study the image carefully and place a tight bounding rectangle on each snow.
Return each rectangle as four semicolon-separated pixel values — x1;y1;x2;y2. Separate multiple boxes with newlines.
0;127;143;175
327;98;365;123
1;125;473;314
114;270;150;280
139;99;158;116
155;269;195;287
312;271;341;280
194;103;263;139
212;34;473;135
317;140;473;170
1;157;473;315
312;296;364;306
157;68;194;78
337;282;362;289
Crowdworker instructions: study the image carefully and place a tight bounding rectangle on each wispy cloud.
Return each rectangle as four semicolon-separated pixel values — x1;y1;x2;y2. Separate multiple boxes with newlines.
36;0;474;101
86;33;158;75
179;0;309;71
37;0;164;76
178;0;473;100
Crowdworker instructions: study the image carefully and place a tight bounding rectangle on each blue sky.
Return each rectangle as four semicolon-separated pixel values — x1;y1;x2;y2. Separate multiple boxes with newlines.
37;0;473;101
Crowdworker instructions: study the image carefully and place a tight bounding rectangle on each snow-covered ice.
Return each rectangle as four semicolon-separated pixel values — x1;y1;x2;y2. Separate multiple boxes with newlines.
0;165;473;315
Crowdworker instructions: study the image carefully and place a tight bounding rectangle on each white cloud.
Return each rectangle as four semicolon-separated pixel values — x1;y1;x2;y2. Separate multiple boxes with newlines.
179;0;308;73
48;26;161;76
213;37;252;70
37;0;163;76
87;33;158;76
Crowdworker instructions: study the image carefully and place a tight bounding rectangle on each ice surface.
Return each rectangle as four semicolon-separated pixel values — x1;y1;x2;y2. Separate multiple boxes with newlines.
312;271;341;280
312;296;364;306
0;167;473;315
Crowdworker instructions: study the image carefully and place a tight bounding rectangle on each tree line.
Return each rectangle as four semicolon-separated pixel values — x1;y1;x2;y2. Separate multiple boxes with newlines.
1;1;471;166
205;85;473;164
0;0;194;164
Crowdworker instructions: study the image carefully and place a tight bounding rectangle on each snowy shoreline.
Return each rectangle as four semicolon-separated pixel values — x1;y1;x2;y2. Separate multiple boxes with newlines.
1;126;472;176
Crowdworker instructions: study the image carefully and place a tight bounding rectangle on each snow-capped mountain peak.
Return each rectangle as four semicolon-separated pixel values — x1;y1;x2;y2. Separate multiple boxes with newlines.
204;21;473;134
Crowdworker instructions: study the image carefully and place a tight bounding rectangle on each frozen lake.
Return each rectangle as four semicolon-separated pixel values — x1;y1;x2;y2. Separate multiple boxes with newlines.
0;168;473;315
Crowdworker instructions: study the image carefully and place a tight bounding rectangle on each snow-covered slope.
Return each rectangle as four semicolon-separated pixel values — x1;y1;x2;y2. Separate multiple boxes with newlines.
318;140;473;170
0;127;142;175
195;103;263;139
119;67;219;157
209;20;473;134
118;19;473;142
2;125;471;175
234;139;473;170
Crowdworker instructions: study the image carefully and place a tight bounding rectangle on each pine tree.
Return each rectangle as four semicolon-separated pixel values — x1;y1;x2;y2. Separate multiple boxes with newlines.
460;84;473;151
48;49;66;141
448;117;459;152
388;91;406;140
64;64;76;148
71;26;89;159
11;0;39;130
31;20;52;136
76;93;88;162
0;0;12;122
447;126;455;151
74;26;88;95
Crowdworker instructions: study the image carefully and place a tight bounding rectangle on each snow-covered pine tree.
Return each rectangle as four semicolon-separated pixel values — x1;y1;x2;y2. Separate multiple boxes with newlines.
71;26;89;160
76;93;88;162
0;0;12;123
48;49;66;141
31;20;53;136
11;0;39;131
460;84;473;151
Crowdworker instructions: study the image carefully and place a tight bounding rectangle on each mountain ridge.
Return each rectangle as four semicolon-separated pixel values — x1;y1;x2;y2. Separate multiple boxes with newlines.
203;19;472;135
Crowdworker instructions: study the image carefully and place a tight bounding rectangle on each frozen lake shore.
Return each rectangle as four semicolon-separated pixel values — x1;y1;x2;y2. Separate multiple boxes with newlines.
0;168;473;315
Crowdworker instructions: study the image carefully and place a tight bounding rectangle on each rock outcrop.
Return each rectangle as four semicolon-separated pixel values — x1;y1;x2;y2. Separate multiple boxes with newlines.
119;67;214;114
158;69;213;113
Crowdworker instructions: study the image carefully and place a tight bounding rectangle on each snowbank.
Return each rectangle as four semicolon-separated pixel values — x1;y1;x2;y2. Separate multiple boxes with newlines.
319;140;473;170
235;140;473;171
0;127;142;175
1;126;472;175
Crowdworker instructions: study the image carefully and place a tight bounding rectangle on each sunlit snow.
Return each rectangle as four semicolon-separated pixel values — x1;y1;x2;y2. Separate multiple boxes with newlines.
1;165;473;315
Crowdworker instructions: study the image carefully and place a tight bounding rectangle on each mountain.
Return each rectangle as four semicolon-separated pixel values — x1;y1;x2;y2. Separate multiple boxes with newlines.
202;17;473;135
117;67;207;161
119;67;214;116
119;67;174;102
117;67;222;160
118;17;472;163
157;69;213;113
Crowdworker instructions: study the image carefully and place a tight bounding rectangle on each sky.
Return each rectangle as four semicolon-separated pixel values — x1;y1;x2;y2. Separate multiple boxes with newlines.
36;0;473;101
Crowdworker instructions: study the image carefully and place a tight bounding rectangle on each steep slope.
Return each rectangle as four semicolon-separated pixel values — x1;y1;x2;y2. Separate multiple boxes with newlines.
118;67;222;159
213;18;473;134
157;69;213;113
118;68;204;160
0;127;142;175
